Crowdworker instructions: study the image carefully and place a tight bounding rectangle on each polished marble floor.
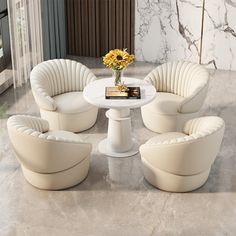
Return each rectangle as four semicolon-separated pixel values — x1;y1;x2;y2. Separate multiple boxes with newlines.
0;58;236;236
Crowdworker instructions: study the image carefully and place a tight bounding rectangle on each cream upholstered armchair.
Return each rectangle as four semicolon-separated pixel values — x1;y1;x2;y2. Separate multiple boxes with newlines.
141;61;209;133
140;116;225;192
7;115;92;190
30;59;98;132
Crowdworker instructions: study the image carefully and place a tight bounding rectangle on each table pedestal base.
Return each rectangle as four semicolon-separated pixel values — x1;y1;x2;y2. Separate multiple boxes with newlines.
98;138;139;158
98;108;139;158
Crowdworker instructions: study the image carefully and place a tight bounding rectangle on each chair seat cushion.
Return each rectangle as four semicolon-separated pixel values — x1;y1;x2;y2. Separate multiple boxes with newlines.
53;92;94;114
143;92;184;115
45;130;83;143
146;132;187;144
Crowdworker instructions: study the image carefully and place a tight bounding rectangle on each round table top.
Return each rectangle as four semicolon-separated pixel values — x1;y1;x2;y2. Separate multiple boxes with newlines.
83;77;156;109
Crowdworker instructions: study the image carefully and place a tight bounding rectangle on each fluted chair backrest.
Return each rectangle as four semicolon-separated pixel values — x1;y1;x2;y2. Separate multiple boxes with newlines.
30;59;97;97
7;115;49;137
7;115;83;142
184;116;224;138
144;61;209;97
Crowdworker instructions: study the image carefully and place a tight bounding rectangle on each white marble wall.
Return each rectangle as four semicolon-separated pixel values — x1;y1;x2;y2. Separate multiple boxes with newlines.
135;0;202;64
135;0;236;70
202;0;236;70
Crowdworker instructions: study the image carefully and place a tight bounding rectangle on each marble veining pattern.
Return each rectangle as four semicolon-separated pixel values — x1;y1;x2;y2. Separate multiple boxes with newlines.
135;0;202;64
0;58;236;235
135;0;236;71
202;0;236;70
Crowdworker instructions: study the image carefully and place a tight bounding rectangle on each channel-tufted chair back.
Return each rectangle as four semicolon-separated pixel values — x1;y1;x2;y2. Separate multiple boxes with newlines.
7;115;49;137
144;61;209;97
30;59;96;98
184;116;224;138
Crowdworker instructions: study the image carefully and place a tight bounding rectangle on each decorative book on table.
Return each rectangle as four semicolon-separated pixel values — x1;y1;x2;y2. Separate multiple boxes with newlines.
105;87;141;99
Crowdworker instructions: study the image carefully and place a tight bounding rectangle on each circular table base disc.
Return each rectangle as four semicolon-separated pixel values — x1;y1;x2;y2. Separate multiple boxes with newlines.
98;138;139;158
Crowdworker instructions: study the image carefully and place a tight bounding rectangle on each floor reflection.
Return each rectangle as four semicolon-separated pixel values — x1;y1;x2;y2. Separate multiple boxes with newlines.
0;58;236;235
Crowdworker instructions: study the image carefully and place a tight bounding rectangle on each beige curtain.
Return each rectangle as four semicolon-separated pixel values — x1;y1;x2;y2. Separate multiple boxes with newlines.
7;0;43;87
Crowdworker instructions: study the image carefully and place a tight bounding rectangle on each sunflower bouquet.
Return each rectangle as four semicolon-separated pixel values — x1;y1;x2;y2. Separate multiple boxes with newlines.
103;49;135;86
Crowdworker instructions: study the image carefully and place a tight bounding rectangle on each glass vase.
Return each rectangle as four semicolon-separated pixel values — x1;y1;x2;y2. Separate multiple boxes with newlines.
112;69;123;86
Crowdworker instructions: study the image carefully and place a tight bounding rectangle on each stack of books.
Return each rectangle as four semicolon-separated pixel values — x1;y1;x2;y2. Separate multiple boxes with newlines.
105;87;141;99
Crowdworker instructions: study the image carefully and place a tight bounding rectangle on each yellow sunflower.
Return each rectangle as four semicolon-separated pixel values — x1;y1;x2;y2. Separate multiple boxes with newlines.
103;49;135;70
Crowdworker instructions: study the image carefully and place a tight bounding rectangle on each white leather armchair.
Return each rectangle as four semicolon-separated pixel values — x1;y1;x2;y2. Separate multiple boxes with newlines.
141;61;209;133
7;115;92;190
140;116;225;192
30;59;98;132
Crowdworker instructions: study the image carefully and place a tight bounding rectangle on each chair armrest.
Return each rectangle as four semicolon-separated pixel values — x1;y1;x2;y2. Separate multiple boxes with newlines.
140;136;211;176
30;68;57;111
31;89;57;111
178;82;209;113
9;129;92;173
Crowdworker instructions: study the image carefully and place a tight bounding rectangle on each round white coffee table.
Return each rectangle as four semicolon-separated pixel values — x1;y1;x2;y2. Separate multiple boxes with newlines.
83;77;156;157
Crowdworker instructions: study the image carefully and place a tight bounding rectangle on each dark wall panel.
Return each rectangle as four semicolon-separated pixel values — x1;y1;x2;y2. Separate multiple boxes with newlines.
65;0;134;57
0;0;11;72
